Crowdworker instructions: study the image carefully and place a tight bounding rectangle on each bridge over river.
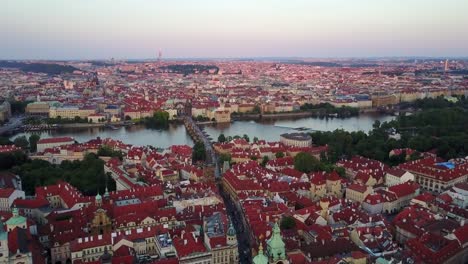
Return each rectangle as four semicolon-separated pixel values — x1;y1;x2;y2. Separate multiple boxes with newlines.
183;116;220;178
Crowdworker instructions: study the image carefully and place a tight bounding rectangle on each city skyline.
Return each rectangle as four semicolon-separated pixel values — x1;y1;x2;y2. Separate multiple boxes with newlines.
2;0;468;60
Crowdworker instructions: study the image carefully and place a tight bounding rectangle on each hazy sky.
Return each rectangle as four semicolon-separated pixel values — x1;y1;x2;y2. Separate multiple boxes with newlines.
1;0;468;59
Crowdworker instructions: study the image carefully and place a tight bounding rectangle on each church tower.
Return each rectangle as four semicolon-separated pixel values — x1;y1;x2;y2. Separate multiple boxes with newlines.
266;221;289;264
95;193;102;207
226;221;237;246
253;242;268;264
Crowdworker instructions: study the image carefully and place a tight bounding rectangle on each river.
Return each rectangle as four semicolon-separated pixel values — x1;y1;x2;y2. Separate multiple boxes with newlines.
11;113;394;147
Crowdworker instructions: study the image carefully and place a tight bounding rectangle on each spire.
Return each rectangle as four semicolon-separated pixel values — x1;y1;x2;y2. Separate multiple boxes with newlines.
267;220;286;261
104;187;110;199
252;241;268;264
12;207;19;217
104;173;110;199
96;193;102;207
272;221;281;235
227;221;236;236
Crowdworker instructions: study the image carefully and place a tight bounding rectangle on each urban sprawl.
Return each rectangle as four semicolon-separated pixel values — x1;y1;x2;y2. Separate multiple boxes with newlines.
0;59;467;264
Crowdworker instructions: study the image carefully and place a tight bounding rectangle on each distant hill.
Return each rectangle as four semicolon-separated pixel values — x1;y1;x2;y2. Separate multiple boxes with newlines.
0;61;79;75
159;64;219;75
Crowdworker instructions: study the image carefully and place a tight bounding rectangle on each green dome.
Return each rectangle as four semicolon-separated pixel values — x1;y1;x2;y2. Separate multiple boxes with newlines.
267;222;286;261
6;208;26;226
96;193;102;201
253;243;268;264
227;222;236;236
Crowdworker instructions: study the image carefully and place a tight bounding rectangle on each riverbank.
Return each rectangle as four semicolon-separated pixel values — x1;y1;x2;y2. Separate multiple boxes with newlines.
60;121;130;128
232;111;314;121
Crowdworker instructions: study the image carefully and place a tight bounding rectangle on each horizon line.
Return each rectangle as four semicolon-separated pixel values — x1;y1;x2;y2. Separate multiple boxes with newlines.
2;55;468;62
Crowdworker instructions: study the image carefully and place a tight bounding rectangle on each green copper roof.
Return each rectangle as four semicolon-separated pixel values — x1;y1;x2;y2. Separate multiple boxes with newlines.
227;222;236;236
103;187;110;198
6;208;26;226
267;222;286;261
253;244;268;264
96;193;102;201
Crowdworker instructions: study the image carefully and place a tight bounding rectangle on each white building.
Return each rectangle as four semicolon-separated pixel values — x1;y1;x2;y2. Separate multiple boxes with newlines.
0;188;25;211
37;137;75;152
279;133;312;148
385;168;414;187
443;182;468;209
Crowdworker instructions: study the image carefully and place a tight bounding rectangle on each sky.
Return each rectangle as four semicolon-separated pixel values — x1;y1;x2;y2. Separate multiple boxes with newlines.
1;0;468;60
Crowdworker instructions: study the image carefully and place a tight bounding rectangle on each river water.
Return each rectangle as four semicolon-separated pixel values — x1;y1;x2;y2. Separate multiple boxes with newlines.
11;113;394;147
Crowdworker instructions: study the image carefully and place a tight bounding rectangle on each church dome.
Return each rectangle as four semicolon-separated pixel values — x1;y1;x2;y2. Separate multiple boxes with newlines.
227;222;236;236
253;243;268;264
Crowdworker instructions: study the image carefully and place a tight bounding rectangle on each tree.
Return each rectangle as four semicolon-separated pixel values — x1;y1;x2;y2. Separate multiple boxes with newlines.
280;216;296;230
253;137;259;143
253;105;261;114
389;151;406;166
28;134;40;152
9;100;30;114
319;151;327;162
144;111;170;128
294;152;321;173
13;153;116;196
275;152;285;158
14;136;29;149
0;137;12;145
192;142;206;162
97;145;123;160
0;151;28;170
409;151;422;161
219;153;232;164
218;133;227;143
261;156;269;167
243;134;250;143
372;120;381;130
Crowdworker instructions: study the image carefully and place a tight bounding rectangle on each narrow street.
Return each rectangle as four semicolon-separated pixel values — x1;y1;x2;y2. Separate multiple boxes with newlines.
218;183;252;264
184;116;251;263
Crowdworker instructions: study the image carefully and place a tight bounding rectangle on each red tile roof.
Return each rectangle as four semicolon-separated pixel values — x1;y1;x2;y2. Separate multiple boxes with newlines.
388;181;419;198
0;188;15;198
398;157;468;182
347;183;368;193
37;137;74;144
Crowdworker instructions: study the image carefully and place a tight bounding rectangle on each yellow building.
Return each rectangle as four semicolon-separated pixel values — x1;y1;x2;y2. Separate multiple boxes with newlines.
371;94;398;107
88;114;106;123
345;184;372;203
26;102;50;115
49;106;97;119
213;110;231;123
